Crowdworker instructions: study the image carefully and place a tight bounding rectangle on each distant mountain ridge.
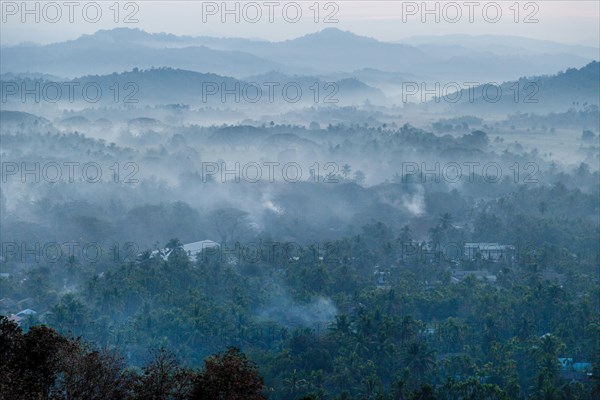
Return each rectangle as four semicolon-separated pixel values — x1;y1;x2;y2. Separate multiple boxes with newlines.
399;34;599;59
2;28;596;83
432;61;600;114
0;67;387;107
1;30;284;78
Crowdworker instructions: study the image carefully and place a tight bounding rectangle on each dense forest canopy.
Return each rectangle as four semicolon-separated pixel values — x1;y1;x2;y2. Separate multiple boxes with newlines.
1;17;599;400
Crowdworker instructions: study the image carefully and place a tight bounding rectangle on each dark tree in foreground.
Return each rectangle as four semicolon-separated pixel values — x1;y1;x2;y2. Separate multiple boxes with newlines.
0;317;266;400
0;316;67;399
192;347;266;400
133;348;195;400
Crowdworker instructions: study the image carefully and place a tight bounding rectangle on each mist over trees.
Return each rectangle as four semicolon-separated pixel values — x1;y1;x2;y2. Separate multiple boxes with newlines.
1;24;599;400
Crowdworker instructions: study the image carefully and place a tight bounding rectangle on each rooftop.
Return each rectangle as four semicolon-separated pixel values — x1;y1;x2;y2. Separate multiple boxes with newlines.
464;243;515;250
152;240;220;261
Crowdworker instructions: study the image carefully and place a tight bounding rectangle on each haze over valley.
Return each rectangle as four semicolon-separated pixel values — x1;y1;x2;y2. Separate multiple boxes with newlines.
1;4;599;399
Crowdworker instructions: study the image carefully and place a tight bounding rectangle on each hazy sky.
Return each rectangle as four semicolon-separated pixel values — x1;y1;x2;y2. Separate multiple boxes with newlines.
1;1;599;47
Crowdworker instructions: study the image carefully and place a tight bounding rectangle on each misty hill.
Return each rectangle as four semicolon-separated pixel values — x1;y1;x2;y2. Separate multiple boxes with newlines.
79;68;243;105
400;34;599;60
243;71;387;104
0;28;427;77
0;72;67;81
166;28;429;74
180;28;596;80
0;110;50;126
0;31;284;78
82;27;270;51
0;68;386;108
438;61;600;115
258;28;429;73
396;34;596;82
3;28;596;84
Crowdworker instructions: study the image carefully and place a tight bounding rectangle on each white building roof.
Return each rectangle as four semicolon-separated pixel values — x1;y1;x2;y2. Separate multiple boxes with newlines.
16;308;37;316
152;240;220;261
464;243;514;250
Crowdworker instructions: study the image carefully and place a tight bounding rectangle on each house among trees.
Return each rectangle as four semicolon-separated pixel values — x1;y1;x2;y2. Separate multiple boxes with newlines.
463;243;515;262
558;357;593;380
451;270;497;284
373;265;390;289
152;240;220;261
6;309;38;326
16;309;37;318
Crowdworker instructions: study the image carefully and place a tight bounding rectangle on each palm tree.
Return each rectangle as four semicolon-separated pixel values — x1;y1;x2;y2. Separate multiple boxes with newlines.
398;225;413;244
329;314;351;336
341;164;351;178
438;213;453;231
401;341;436;381
137;250;152;268
399;316;418;344
165;238;183;251
282;369;308;397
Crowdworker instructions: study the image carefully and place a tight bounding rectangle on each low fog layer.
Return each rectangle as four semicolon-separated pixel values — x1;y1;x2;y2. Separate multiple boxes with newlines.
1;26;599;400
